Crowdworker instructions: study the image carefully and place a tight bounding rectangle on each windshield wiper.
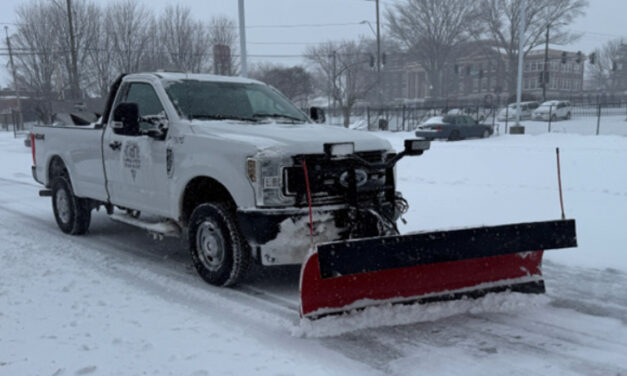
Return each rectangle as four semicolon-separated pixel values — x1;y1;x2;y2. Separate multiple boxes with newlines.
189;114;258;122
252;112;304;122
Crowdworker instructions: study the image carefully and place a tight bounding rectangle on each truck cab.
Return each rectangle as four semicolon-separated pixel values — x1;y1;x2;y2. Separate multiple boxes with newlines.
31;72;409;287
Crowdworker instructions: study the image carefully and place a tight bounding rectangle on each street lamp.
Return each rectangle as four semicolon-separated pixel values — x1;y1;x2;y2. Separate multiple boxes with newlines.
360;20;376;37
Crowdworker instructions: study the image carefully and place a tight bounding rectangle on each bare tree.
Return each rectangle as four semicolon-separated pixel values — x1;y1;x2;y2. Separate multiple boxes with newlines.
106;0;153;73
306;40;377;127
477;0;588;95
386;0;481;98
11;1;60;123
158;5;211;72
85;6;115;97
586;39;627;93
208;16;238;75
51;0;100;98
250;63;313;105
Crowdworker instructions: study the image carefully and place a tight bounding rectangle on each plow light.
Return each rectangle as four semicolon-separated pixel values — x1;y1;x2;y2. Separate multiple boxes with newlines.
324;142;355;157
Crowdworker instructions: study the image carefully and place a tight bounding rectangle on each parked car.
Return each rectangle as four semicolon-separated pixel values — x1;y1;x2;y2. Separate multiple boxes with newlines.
447;107;491;122
532;100;572;121
415;115;493;141
497;101;539;121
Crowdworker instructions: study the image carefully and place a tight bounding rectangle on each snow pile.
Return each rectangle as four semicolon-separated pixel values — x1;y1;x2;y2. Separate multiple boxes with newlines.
294;292;550;338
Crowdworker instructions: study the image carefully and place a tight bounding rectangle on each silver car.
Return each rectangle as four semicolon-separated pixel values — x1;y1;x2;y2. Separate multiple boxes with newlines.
497;101;539;121
532;100;572;121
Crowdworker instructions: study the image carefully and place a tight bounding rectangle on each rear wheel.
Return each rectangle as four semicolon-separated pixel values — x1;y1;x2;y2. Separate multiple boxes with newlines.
482;130;490;138
189;203;250;286
51;177;91;235
565;112;571;120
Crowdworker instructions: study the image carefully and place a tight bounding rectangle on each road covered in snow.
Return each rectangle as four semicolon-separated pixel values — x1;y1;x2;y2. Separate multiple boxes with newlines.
1;129;626;375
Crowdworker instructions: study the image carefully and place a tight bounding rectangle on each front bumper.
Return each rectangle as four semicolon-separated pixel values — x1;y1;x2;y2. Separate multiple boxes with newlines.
237;205;346;266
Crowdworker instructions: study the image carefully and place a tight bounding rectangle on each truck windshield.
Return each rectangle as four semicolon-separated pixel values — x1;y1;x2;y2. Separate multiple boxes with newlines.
164;80;309;123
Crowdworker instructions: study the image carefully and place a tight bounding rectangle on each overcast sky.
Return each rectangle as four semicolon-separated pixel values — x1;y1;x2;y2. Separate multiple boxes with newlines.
1;0;626;87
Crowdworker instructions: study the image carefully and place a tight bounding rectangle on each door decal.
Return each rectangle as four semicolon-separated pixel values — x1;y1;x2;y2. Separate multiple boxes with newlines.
123;141;141;181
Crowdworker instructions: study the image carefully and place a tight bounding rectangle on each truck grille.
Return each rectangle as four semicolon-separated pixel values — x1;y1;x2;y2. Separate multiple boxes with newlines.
284;150;391;207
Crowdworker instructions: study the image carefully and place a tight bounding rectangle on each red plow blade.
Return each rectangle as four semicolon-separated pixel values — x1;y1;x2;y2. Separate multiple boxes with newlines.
300;219;576;319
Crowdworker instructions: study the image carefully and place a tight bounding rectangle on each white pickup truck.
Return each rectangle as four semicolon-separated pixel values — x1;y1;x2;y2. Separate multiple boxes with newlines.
31;72;427;287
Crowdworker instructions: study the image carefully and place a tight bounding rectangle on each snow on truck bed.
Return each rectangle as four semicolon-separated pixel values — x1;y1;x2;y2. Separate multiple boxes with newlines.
1;130;626;375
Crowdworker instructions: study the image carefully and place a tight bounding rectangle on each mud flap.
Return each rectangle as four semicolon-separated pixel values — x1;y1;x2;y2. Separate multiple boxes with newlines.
300;219;577;319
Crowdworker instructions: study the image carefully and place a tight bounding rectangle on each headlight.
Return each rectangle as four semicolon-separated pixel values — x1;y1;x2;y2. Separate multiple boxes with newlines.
248;153;293;207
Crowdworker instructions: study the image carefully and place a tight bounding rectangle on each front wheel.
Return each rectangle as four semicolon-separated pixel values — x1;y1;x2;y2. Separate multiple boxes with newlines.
482;129;490;138
51;177;91;235
189;203;250;287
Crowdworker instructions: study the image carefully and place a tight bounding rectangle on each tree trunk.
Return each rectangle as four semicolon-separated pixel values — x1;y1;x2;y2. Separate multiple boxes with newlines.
343;105;351;128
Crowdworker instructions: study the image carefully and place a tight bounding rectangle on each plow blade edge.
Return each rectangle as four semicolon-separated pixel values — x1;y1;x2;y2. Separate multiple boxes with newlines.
299;219;576;318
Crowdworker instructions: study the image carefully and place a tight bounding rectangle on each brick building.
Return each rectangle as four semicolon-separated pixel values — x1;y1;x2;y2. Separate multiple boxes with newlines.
381;47;585;103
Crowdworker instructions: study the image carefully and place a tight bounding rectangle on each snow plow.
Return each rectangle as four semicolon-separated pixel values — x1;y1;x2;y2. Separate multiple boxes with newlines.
298;140;577;319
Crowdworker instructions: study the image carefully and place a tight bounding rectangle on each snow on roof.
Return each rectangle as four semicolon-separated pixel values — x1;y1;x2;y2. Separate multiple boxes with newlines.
126;72;263;85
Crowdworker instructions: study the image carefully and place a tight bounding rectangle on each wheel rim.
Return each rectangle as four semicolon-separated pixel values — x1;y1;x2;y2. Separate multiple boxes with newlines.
55;189;71;224
196;220;226;271
483;130;489;138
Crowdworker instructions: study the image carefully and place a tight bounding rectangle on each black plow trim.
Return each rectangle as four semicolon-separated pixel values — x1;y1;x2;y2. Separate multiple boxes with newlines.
318;219;577;279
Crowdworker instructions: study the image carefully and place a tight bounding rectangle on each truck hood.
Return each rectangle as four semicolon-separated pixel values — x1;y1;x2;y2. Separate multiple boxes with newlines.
189;121;393;155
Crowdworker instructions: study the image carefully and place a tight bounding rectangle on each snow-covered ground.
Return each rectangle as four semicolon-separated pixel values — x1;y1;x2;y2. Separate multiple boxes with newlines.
1;129;626;375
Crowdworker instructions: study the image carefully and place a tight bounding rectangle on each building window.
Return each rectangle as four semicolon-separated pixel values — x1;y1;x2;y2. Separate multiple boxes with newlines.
408;72;417;98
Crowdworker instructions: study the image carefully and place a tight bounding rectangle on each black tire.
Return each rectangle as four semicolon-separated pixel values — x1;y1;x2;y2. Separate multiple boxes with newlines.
51;177;91;235
189;203;250;287
566;112;571;120
482;129;490;138
448;130;461;141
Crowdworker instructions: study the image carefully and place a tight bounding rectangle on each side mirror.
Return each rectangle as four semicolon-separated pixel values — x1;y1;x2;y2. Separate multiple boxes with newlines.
404;139;430;156
309;107;326;124
112;102;139;136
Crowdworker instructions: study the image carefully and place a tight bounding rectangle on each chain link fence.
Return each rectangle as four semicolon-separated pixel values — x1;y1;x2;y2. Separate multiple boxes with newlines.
323;100;627;136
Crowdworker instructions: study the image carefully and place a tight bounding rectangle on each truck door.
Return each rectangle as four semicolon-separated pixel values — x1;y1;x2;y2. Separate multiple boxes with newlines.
103;82;170;216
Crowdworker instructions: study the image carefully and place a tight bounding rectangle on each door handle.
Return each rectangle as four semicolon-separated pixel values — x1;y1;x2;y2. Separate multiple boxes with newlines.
109;141;122;151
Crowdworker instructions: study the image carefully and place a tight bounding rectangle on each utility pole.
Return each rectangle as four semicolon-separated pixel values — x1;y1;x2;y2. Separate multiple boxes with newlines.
5;26;23;133
543;25;549;102
515;0;526;127
238;0;248;77
332;50;337;113
374;0;383;105
375;0;381;74
66;0;79;99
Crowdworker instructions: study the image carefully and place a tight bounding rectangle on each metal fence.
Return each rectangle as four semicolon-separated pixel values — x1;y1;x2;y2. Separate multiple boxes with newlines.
324;101;627;136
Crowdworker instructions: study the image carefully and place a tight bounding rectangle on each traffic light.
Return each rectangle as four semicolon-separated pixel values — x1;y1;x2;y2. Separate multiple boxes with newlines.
575;51;582;64
454;64;459;74
561;51;568;64
589;52;596;64
381;53;387;66
612;60;618;71
369;54;375;68
538;71;549;85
